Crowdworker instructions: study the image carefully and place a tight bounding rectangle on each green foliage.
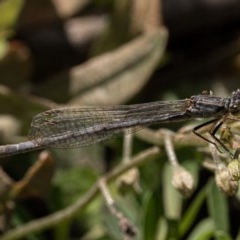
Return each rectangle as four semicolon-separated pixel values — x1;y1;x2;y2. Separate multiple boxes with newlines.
0;0;24;29
0;1;239;239
0;0;24;59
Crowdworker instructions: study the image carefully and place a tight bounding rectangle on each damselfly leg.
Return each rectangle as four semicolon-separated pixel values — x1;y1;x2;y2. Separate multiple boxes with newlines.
193;118;233;156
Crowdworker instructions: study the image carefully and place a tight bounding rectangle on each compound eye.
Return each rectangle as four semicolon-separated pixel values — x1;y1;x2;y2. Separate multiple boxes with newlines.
233;105;237;111
230;89;240;114
231;102;240;115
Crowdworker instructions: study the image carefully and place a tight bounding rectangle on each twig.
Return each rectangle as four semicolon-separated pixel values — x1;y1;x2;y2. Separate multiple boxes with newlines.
117;133;141;194
163;130;178;167
163;130;194;197
99;178;136;238
122;132;133;163
135;126;208;149
1;146;161;240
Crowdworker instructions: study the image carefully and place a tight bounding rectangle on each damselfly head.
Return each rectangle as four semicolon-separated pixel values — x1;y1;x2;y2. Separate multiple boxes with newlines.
230;89;240;114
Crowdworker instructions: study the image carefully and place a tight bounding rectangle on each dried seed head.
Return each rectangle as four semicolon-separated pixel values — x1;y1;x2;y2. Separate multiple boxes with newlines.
228;159;240;181
117;168;141;195
215;168;239;196
171;166;194;198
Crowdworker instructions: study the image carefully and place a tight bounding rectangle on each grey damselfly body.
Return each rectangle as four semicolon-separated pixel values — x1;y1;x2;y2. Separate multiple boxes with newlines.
1;89;240;157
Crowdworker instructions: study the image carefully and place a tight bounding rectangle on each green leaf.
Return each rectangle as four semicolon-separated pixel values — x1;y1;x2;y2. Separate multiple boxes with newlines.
162;162;183;219
214;230;232;240
0;38;8;59
0;0;24;29
141;190;162;240
179;184;208;237
207;179;229;233
187;218;214;240
155;217;168;240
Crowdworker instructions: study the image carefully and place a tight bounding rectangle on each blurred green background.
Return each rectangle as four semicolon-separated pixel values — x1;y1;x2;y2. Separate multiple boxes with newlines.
1;0;240;239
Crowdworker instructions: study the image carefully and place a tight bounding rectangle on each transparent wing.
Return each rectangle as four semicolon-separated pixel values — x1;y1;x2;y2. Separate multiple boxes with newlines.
28;100;190;148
